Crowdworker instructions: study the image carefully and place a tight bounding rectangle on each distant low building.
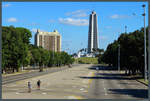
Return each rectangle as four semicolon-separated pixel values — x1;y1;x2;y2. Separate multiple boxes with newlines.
35;29;61;52
77;51;87;58
86;53;95;57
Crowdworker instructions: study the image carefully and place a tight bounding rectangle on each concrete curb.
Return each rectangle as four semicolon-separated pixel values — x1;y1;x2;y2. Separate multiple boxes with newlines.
119;71;148;87
2;67;62;77
136;79;148;86
2;70;32;77
2;65;76;78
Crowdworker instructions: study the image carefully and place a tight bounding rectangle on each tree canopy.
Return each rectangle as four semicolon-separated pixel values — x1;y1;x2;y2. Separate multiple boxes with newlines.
2;26;74;73
100;27;148;76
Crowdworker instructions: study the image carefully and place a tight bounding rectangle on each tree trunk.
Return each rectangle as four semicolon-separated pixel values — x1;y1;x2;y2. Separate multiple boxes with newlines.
16;68;19;72
129;69;131;75
2;69;3;74
125;67;127;75
13;68;15;73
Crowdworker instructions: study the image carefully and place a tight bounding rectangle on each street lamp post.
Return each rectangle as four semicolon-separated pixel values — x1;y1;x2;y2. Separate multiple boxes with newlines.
142;4;147;81
148;3;150;99
118;44;120;71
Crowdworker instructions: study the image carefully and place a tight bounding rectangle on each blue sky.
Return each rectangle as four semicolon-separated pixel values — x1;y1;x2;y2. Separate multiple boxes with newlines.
2;2;148;54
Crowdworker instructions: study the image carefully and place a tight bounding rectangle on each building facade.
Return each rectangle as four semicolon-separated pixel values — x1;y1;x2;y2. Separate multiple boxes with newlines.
35;29;61;52
87;11;99;54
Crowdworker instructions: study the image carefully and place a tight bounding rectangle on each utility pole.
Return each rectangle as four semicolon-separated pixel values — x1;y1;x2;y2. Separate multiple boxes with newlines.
125;26;127;33
53;36;55;65
118;44;120;71
148;2;150;99
142;4;147;81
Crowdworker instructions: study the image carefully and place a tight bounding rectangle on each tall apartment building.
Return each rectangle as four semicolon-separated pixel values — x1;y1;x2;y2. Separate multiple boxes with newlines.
87;11;99;54
35;29;61;52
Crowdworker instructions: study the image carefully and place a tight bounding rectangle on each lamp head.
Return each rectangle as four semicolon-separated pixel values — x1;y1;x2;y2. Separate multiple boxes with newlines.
142;4;146;8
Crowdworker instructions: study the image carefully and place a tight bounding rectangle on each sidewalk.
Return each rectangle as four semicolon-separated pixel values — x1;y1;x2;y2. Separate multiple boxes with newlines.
120;71;148;86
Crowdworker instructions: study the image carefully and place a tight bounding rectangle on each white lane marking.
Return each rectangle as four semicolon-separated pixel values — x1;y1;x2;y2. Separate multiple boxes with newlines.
16;92;20;94
82;90;88;92
80;88;84;91
42;92;47;94
104;88;108;95
82;72;93;84
102;80;108;96
67;96;76;99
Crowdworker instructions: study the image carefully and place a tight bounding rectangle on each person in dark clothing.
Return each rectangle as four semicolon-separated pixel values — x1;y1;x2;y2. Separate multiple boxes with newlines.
37;80;41;90
28;81;31;93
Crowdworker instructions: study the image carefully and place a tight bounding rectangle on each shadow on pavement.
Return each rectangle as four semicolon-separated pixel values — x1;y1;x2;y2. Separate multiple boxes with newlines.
88;66;118;71
85;65;142;80
80;65;148;99
78;74;141;80
109;89;148;99
79;76;130;80
97;73;126;76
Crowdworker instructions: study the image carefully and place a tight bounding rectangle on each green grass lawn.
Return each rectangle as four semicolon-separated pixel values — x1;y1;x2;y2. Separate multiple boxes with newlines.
138;78;148;85
75;57;98;64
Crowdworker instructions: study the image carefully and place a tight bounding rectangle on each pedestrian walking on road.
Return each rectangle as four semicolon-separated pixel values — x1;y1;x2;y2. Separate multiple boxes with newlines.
37;80;41;90
28;81;31;93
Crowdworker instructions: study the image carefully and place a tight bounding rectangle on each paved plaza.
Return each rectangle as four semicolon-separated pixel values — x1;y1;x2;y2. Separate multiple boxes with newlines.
2;64;95;99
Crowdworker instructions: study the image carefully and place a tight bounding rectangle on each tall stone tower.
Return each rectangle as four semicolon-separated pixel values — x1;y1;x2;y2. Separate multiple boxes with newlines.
87;11;98;54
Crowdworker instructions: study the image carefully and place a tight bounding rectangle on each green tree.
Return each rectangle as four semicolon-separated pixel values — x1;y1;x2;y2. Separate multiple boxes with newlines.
101;27;148;76
2;26;32;72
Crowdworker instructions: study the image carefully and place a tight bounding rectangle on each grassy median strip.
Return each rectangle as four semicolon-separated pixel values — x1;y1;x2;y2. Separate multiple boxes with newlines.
137;78;148;86
75;57;98;64
2;70;31;77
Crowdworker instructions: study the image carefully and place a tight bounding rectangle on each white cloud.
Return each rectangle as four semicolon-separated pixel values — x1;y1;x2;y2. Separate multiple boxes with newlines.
66;10;88;18
110;14;119;19
7;17;17;22
100;36;108;40
105;26;112;29
110;14;130;19
3;4;11;8
31;28;37;33
74;13;88;18
58;18;89;26
62;40;72;42
49;19;55;23
25;23;39;26
31;28;46;33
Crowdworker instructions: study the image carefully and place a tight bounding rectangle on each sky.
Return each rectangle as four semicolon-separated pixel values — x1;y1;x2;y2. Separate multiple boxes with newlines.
2;2;148;54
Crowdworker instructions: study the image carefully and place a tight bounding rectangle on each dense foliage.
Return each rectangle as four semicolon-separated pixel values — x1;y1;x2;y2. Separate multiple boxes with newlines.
2;26;74;73
100;27;148;76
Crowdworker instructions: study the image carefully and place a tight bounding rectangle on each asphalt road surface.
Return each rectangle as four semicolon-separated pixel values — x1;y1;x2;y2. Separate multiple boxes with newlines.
2;64;148;99
2;64;78;85
84;66;148;99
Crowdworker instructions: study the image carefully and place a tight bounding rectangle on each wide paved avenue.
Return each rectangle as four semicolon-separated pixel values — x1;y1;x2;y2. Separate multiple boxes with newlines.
2;64;148;99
